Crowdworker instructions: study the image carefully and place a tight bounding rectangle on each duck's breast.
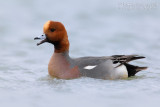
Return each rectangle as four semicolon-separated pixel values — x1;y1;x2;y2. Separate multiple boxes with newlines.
48;54;80;79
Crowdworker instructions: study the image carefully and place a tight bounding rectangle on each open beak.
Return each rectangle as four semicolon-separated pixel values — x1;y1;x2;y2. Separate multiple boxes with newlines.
34;34;47;46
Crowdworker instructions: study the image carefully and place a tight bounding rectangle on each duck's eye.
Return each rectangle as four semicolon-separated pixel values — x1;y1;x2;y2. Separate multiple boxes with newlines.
50;28;56;32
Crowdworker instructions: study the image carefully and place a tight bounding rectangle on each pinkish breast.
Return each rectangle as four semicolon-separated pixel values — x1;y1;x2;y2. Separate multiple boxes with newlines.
48;53;80;79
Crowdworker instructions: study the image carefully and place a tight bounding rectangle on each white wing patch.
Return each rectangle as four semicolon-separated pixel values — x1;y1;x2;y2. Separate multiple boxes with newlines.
84;65;97;70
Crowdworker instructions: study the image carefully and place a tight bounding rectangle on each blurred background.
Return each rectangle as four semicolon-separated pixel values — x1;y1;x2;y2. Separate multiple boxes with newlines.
0;0;160;107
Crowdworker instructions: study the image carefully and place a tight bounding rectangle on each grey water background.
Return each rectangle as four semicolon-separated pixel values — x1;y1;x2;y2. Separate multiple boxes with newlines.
0;0;160;107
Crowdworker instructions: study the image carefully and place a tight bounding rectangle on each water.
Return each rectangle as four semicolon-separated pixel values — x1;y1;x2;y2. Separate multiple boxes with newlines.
0;0;160;107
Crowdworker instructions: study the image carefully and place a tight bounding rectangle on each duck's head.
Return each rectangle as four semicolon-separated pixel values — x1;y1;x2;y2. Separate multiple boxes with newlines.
34;20;69;53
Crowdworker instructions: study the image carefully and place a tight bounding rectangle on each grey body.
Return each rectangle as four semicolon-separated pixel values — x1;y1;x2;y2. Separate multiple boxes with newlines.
64;52;147;79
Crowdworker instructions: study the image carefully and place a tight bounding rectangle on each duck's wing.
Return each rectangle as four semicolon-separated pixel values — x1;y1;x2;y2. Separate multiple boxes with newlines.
74;55;145;67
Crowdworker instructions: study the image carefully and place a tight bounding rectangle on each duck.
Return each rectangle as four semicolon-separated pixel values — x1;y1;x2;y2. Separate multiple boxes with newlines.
34;20;147;79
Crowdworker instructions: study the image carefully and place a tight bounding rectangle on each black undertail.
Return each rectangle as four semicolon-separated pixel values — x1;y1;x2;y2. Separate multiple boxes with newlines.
124;63;147;77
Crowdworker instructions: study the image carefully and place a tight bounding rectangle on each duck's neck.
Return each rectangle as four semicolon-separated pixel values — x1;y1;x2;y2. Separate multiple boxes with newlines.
54;37;70;53
52;51;73;68
53;51;70;59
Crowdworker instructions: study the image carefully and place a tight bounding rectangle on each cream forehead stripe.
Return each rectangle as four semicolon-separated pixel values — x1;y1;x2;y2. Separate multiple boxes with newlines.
84;65;97;70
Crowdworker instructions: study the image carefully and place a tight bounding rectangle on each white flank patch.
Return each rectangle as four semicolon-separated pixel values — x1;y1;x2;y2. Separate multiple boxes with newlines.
84;65;97;70
115;65;128;78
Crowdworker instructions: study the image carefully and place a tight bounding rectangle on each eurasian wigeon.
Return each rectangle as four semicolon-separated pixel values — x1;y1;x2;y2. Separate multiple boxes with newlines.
34;20;147;79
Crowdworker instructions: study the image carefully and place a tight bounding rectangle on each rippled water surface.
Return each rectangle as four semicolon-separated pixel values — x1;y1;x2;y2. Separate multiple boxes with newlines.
0;0;160;107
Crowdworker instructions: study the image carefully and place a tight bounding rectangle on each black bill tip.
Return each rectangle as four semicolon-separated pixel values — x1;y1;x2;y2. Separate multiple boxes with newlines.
37;43;40;46
34;37;40;40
